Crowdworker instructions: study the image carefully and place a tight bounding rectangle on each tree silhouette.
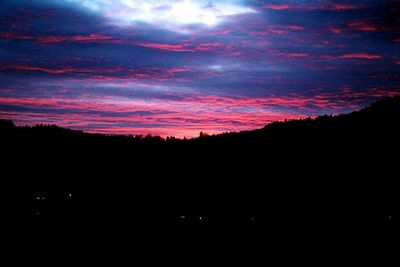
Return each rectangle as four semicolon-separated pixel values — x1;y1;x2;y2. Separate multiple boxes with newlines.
1;96;399;226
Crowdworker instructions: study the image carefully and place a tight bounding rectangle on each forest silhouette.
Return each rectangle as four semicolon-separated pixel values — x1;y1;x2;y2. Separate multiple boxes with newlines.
1;96;399;228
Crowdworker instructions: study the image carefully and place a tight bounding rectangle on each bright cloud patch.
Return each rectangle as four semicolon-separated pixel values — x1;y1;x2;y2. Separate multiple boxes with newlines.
64;0;255;31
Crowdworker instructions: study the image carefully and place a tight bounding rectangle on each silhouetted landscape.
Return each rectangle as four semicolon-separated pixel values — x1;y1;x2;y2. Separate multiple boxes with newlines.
2;97;398;230
3;0;400;257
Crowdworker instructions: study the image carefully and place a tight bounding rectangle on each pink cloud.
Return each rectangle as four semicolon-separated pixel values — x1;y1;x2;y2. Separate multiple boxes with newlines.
1;64;192;81
249;27;287;36
2;86;398;138
285;53;309;57
0;95;305;137
0;32;117;44
38;34;115;43
262;3;365;11
2;64;124;75
347;22;381;32
135;42;194;52
0;32;244;57
331;4;364;10
263;4;290;10
267;49;309;58
135;41;230;54
338;53;383;59
286;25;304;31
329;27;343;34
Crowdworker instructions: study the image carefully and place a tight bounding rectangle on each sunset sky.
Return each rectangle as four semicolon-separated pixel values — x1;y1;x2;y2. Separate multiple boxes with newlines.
1;0;399;137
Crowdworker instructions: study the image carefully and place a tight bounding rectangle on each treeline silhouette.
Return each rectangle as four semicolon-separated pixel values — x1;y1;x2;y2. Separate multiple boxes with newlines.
1;97;399;229
2;96;399;148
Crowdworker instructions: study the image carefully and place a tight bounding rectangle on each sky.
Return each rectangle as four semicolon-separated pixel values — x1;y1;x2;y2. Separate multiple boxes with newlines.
1;0;399;137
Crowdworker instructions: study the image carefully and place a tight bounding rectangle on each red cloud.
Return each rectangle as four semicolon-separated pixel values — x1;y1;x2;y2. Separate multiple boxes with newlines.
331;4;363;10
2;86;398;138
347;22;381;32
38;34;114;43
135;42;230;53
0;95;305;138
249;26;289;36
267;50;309;58
0;32;230;54
135;42;194;52
0;32;116;44
4;65;76;74
262;3;365;11
263;4;290;10
285;53;309;57
329;27;343;34
338;53;383;59
2;64;192;80
287;25;304;31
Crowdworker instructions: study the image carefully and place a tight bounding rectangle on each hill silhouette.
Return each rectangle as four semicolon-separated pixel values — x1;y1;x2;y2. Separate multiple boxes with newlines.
1;97;399;229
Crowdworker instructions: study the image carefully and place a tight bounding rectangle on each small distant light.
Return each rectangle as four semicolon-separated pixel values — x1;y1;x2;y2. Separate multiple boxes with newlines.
180;216;186;219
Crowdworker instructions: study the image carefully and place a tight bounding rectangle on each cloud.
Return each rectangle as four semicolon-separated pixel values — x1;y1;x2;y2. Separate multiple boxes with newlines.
0;32;118;45
1;64;193;81
263;4;290;10
263;2;366;11
338;53;383;59
62;0;256;32
1;0;399;137
4;85;398;138
136;42;194;52
346;22;382;32
330;3;365;11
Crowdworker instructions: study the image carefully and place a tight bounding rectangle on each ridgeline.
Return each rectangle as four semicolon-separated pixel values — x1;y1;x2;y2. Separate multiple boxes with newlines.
1;97;399;228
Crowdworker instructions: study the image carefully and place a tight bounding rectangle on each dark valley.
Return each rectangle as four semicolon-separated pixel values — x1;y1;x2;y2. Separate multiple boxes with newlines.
1;97;399;229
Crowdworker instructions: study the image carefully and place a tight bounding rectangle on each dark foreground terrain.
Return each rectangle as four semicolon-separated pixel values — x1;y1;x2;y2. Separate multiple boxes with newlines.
1;97;399;234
